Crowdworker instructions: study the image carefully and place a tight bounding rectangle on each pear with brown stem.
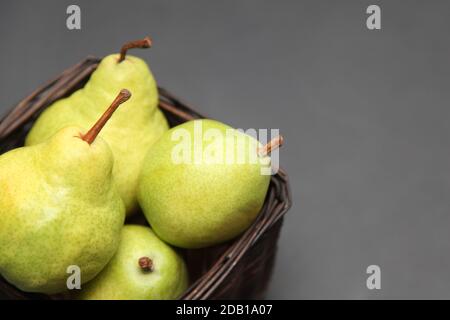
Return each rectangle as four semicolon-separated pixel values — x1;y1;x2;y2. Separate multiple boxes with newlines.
26;37;169;215
138;119;284;248
0;90;130;294
77;225;188;300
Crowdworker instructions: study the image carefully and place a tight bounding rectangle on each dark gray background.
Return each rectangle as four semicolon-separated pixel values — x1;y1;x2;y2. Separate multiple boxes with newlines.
1;0;450;299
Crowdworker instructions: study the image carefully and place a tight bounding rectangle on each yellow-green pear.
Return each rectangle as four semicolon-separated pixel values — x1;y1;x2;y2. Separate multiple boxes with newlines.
138;119;283;248
77;225;188;300
26;37;169;215
0;90;130;294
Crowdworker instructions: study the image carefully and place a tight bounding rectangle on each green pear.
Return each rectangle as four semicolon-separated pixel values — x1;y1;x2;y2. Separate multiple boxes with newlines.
137;119;283;248
26;37;169;215
0;90;130;294
77;225;188;300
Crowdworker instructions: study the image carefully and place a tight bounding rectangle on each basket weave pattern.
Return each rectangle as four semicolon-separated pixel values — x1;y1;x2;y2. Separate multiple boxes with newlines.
0;58;292;300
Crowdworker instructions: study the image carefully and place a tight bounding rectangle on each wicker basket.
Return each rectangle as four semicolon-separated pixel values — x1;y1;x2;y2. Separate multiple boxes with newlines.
0;57;292;300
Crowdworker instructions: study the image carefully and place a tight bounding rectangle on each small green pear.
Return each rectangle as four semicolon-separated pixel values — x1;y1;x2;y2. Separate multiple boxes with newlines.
137;119;283;248
26;37;169;215
77;225;188;300
0;90;130;294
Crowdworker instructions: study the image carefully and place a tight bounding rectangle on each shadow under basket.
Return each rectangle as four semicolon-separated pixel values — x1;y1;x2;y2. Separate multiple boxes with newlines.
0;57;292;300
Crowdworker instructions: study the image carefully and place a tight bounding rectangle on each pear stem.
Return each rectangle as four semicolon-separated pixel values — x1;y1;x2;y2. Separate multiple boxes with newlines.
81;89;131;144
118;37;152;63
258;135;284;157
138;257;154;272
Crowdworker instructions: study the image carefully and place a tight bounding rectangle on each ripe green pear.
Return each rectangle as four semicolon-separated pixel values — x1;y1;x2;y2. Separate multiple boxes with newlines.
138;119;282;248
0;90;130;294
26;37;169;215
77;225;188;300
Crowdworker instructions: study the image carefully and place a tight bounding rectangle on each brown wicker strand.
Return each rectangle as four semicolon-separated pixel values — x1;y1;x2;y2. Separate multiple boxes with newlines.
158;100;196;121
